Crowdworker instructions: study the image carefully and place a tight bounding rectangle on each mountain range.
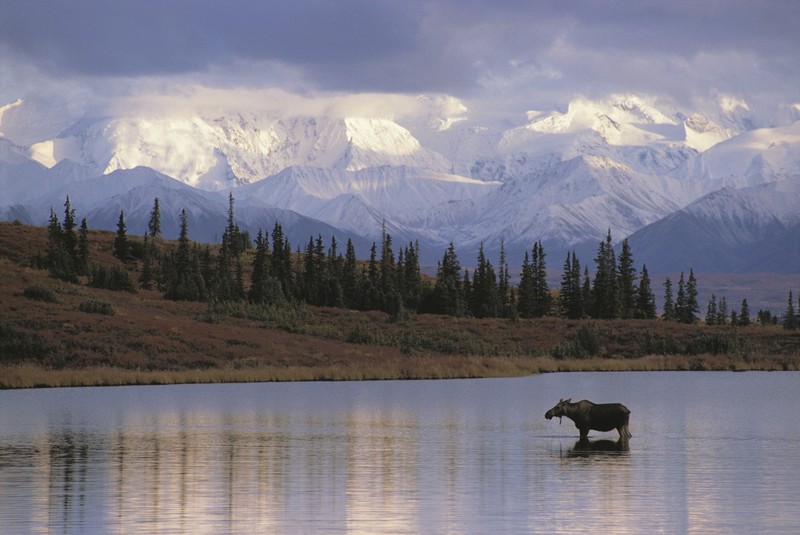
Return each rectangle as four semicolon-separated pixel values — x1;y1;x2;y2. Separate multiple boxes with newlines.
1;94;799;274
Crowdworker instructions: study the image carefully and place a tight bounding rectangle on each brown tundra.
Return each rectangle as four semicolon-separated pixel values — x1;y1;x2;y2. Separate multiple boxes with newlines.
545;398;631;439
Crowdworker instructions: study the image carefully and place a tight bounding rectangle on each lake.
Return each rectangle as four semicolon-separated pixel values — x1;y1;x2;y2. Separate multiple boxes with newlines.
1;372;799;534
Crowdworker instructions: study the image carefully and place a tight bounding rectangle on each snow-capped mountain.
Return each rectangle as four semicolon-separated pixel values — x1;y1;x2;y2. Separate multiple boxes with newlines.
1;93;799;273
24;113;451;190
627;179;800;273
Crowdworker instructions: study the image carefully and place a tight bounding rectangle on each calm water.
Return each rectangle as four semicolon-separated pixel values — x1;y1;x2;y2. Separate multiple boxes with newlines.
1;372;799;534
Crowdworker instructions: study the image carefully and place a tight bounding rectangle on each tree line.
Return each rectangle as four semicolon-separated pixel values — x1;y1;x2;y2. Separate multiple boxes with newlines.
42;194;799;328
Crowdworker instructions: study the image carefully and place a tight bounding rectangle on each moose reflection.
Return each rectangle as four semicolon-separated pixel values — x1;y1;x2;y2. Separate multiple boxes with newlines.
546;398;631;440
567;437;630;458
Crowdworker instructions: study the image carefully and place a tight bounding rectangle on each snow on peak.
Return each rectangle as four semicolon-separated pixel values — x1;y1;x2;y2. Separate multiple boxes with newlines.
521;95;678;146
684;113;734;152
339;117;449;172
345;118;420;157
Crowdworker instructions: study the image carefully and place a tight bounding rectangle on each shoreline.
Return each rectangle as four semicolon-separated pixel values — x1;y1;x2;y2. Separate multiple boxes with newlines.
2;354;796;389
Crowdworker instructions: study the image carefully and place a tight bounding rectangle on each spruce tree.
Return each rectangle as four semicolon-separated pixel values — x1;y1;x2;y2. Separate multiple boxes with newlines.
717;296;728;325
77;217;90;276
379;224;398;312
634;264;656;319
342;239;361;309
531;240;550;317
222;192;241;258
617;239;637;319
498;240;512;318
560;251;584;319
470;243;498;318
164;209;206;301
148;197;162;238
518;251;535;318
401;241;422;311
570;252;584;318
662;277;675;321
739;299;750;326
46;207;70;281
582;267;592;314
270;223;292;298
299;236;318;305
113;210;129;262
592;230;619;318
249;228;282;304
706;294;718;325
785;291;797;330
62;196;78;263
675;272;687;322
432;242;464;316
685;269;699;323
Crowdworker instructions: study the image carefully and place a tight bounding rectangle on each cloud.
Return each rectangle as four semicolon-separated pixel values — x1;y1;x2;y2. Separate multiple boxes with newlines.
1;0;798;125
112;85;466;122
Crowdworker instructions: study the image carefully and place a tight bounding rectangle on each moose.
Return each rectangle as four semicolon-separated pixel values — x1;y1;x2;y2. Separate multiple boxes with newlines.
545;398;631;440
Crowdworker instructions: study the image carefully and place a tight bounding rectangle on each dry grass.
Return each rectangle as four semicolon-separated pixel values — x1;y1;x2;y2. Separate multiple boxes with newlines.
1;221;798;389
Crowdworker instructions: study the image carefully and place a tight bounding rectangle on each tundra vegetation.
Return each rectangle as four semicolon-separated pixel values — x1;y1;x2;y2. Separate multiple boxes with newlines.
1;196;798;388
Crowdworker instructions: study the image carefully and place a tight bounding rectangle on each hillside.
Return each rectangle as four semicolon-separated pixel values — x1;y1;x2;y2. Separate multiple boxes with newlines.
1;222;798;388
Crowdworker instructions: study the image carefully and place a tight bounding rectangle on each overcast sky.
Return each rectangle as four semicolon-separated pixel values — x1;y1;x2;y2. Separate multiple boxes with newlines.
1;0;799;128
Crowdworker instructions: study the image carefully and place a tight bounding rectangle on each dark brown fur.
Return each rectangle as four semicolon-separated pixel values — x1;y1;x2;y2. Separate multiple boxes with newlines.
546;398;631;439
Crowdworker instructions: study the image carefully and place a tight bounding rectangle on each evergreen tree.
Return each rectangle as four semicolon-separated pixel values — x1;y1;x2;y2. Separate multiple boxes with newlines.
431;242;464;316
675;272;687;322
497;240;512;318
400;241;422;311
222;192;241;257
684;269;699;323
365;241;381;310
62;196;78;263
77;217;90;276
662;277;675;321
462;270;472;313
785;291;798;330
572;253;584;318
634;264;656;319
582;267;592;314
164;208;206;301
148;197;162;238
518;251;535;318
706;294;718;325
113;210;130;262
379;223;399;313
47;206;62;244
342;239;361;309
617;238;637;319
559;251;583;319
739;299;751;326
470;243;498;318
249;228;283;304
270;223;293;298
757;309;775;325
717;296;728;325
531;240;550;317
591;230;619;318
46;206;72;282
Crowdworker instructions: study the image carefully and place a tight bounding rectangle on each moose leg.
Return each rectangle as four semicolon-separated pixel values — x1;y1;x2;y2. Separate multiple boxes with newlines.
618;424;631;439
579;427;589;439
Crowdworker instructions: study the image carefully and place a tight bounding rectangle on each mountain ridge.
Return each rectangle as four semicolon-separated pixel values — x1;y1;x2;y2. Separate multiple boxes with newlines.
1;93;799;273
